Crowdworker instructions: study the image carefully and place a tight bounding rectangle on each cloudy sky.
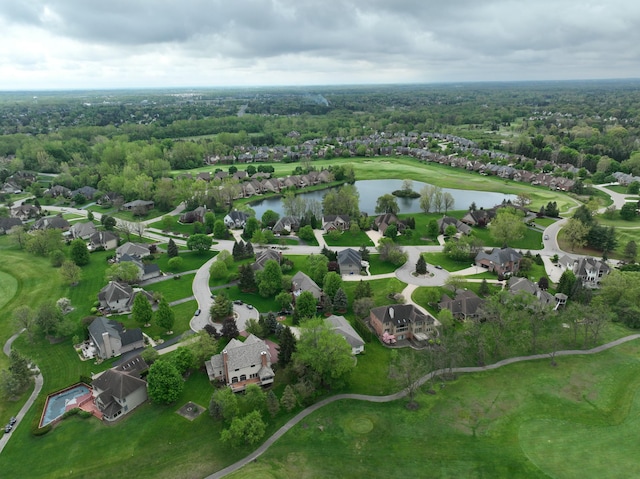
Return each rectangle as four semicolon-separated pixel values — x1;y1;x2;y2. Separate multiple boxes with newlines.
0;0;638;90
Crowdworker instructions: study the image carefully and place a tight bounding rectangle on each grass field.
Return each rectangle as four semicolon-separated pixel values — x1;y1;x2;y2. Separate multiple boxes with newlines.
420;252;471;272
366;254;399;275
144;274;195;302
323;230;374;247
227;339;640;479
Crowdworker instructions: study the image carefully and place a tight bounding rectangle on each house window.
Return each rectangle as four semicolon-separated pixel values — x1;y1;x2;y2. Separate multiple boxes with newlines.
231;377;238;383
240;374;247;381
396;325;408;333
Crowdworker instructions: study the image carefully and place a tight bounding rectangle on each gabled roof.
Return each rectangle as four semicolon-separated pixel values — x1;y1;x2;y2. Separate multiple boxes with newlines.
370;304;434;326
291;271;322;299
252;249;281;271
89;230;118;245
31;215;70;231
69;221;97;238
0;217;22;233
116;242;150;259
98;281;133;304
326;315;364;350
222;334;271;372
475;247;522;266
92;369;146;401
337;248;361;268
438;290;484;318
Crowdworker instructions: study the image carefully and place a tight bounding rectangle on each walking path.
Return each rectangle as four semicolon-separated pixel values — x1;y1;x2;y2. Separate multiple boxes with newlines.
0;330;43;456
206;333;640;478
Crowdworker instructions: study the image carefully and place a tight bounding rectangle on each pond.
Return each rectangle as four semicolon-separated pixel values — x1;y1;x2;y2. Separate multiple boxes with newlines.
249;179;517;218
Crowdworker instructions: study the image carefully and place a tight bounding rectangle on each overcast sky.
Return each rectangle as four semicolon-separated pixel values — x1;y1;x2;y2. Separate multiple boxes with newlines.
0;0;638;90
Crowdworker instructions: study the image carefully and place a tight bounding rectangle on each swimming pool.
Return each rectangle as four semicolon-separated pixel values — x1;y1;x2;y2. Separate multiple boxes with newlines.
40;384;92;427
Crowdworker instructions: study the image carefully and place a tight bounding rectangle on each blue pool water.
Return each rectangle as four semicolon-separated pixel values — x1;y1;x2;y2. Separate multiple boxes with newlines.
41;384;91;427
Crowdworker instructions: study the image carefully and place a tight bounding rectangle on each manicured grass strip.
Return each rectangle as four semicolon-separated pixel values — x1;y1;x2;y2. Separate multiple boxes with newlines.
366;254;398;275
324;230;374;247
0;270;18;312
420;252;471;272
154;250;217;273
145;274;196;303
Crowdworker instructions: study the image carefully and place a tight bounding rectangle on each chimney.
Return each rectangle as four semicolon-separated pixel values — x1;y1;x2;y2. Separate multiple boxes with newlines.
102;332;112;359
261;351;268;367
222;350;229;380
389;307;394;319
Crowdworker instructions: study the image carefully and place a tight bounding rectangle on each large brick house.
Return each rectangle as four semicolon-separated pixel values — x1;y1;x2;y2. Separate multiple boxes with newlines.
475;247;522;276
369;304;436;343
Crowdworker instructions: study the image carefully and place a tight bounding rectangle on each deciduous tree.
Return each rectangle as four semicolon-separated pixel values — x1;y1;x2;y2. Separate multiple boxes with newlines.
156;298;175;333
147;360;183;404
69;238;90;266
132;293;153;327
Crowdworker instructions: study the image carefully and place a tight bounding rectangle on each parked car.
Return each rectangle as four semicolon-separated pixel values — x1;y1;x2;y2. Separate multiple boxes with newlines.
210;294;216;299
277;310;292;316
247;304;254;310
435;265;443;270
544;234;549;240
233;300;243;305
4;424;12;434
9;417;16;426
194;309;201;316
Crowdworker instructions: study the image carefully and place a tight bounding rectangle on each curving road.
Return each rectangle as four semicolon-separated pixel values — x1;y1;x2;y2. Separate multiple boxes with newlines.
0;330;43;456
206;333;640;478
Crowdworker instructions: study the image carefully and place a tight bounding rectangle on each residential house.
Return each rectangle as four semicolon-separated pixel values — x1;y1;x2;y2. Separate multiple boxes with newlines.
326;315;365;355
88;316;145;359
573;257;610;287
475;247;523;276
97;281;135;312
1;179;22;194
374;213;405;236
71;186;98;200
322;215;350;233
10;204;40;221
252;249;281;271
205;334;275;392
508;277;557;307
122;200;154;215
224;210;249;229
179;206;207;224
97;192;124;207
337;248;362;276
438;290;484;320
461;208;496;227
0;217;22;234
88;231;119;251
272;216;300;234
92;357;148;421
44;185;72;198
291;271;322;301
116;242;150;261
369;304;436;343
68;221;97;240
119;253;161;281
31;215;70;232
438;216;471;235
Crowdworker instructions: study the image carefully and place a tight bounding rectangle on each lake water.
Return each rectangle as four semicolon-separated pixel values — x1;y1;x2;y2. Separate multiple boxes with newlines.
249;179;516;218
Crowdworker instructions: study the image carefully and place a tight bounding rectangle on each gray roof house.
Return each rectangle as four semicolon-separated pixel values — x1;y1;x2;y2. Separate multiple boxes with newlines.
92;356;148;422
88;317;145;360
116;242;150;260
322;215;350;233
326;315;365;355
31;215;70;231
252;249;281;271
0;217;22;234
69;221;97;240
438;290;484;320
438;216;472;236
88;231;119;251
119;254;161;281
572;257;610;287
291;271;322;300
224;210;249;229
98;281;135;312
122;200;155;214
337;248;362;276
205;334;275;392
272;216;300;234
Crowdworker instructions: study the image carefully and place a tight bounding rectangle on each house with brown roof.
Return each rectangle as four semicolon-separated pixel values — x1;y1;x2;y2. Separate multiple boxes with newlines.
475;247;522;276
322;215;350;233
205;334;275;392
31;214;70;232
291;271;322;301
374;213;405;235
252;249;282;271
438;290;484;320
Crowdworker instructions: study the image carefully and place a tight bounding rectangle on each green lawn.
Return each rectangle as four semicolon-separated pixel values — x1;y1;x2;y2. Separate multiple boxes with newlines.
366;254;399;275
530;216;558;228
420;252;471;272
148;218;197;236
471;227;543;250
154;250;217;273
227;340;640;479
324;230;374;247
144;274;195;303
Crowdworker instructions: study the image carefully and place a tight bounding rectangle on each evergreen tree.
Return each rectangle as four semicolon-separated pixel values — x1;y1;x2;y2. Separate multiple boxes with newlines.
557;270;577;296
478;278;490;296
354;280;373;299
321;294;333;315
211;291;233;321
232;240;244;260
238;264;257;292
265;312;278;335
221;317;239;339
415;255;427;275
333;288;348;312
245;241;254;257
278;326;297;367
359;245;370;262
167;238;178;258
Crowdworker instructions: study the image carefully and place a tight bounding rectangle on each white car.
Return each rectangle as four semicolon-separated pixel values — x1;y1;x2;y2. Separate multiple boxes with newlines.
544;234;549;240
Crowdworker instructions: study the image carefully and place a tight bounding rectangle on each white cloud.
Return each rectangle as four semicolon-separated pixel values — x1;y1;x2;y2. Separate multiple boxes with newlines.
0;0;638;89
